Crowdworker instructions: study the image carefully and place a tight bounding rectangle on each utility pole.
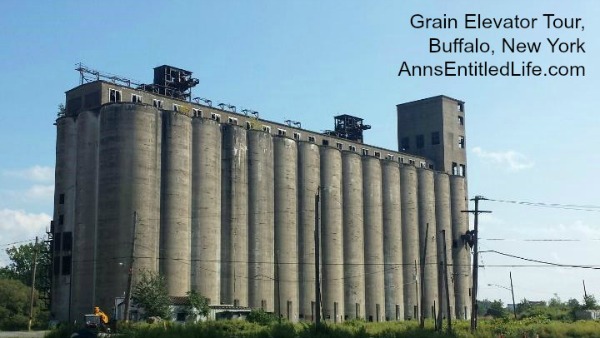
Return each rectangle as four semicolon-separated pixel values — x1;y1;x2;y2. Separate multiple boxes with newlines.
414;260;419;320
583;280;588;298
510;272;517;319
28;237;39;331
124;211;137;322
314;188;321;329
442;230;452;333
462;195;491;333
420;223;429;329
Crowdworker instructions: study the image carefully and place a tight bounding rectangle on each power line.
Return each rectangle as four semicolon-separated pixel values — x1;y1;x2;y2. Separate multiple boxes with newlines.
486;198;600;212
481;250;600;270
0;238;37;248
481;238;600;242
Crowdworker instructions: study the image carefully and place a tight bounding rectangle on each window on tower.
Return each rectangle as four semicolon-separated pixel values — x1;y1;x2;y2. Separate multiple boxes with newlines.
108;88;121;102
401;137;410;150
458;136;465;149
458;116;464;126
431;131;440;145
416;134;424;149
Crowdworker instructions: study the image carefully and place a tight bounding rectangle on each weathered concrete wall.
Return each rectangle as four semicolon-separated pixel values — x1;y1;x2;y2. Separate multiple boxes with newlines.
191;118;221;304
248;130;274;311
342;151;365;320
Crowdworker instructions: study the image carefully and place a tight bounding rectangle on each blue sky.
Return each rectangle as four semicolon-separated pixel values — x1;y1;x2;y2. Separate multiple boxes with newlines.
0;0;598;306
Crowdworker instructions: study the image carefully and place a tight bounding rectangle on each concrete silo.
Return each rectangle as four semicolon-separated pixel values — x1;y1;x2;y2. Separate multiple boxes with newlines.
363;156;385;322
191;118;222;304
160;111;192;296
417;169;438;319
297;142;320;320
450;175;470;320
382;160;403;321
319;146;344;322
52;116;77;321
96;104;162;313
434;172;455;320
220;125;249;306
400;165;419;320
247;130;275;311
72;110;99;320
341;151;365;320
273;137;299;321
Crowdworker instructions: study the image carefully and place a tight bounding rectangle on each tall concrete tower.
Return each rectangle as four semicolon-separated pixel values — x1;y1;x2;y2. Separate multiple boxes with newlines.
396;95;471;320
396;95;467;176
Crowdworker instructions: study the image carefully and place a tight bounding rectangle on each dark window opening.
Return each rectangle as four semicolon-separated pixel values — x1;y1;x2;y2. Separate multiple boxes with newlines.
53;257;60;276
59;194;65;204
409;159;415;165
59;214;64;225
416;134;424;149
458;136;465;149
452;162;458;175
431;132;440;145
401;137;410;150
428;164;434;170
458;116;464;125
109;89;121;103
246;121;252;130
322;139;329;146
61;255;71;275
131;94;142;103
460;164;466;177
362;148;369;156
374;151;381;158
308;136;316;143
293;132;301;140
54;234;61;252
336;142;343;150
62;232;72;251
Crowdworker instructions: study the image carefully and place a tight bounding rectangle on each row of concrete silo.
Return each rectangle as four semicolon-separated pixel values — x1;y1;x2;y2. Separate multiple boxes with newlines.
56;103;472;322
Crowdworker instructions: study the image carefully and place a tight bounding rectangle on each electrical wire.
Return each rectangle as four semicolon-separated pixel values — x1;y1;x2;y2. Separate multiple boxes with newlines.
481;250;600;270
486;198;600;212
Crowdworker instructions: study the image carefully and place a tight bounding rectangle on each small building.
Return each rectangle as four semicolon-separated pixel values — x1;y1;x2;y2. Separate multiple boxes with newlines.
113;296;252;323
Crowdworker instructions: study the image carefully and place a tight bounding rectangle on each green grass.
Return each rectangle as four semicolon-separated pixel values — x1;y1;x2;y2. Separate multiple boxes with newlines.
45;318;600;338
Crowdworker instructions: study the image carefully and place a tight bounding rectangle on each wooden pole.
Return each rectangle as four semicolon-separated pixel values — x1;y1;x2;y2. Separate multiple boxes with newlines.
510;271;517;319
28;237;39;331
419;223;429;328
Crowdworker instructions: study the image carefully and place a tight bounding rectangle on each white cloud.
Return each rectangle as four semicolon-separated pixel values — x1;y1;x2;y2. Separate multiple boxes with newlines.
0;209;51;266
471;147;534;172
24;184;55;200
3;165;54;182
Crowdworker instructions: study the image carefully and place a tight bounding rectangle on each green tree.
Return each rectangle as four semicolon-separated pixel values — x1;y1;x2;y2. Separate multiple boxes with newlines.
132;270;171;319
246;308;278;325
0;278;46;330
186;289;210;319
477;299;492;316
582;294;599;310
0;241;51;308
485;299;508;319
